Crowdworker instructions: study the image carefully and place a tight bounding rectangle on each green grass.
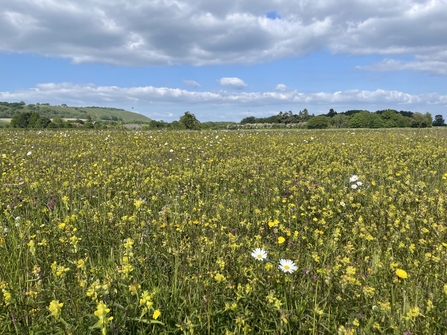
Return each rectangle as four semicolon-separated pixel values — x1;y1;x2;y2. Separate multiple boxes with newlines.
0;104;151;123
1;128;447;334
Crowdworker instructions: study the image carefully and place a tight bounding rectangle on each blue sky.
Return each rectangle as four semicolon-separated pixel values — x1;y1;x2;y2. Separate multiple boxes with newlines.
1;0;446;122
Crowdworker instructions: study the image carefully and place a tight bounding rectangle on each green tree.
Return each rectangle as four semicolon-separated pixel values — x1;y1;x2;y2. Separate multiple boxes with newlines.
298;108;310;121
326;108;337;118
330;114;349;128
35;116;51;128
241;116;256;124
27;112;41;128
52;116;64;127
433;114;446;127
411;112;431;128
10;112;31;128
307;116;330;129
379;109;411;128
170;120;185;130
425;112;433;127
179;112;201;130
349;112;384;128
46;122;58;129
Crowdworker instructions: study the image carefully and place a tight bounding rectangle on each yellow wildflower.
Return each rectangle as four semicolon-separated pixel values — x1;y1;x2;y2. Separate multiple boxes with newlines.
48;300;63;319
153;309;161;320
395;269;408;279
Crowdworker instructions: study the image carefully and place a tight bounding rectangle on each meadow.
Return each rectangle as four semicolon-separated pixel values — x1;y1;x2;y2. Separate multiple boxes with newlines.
1;128;447;334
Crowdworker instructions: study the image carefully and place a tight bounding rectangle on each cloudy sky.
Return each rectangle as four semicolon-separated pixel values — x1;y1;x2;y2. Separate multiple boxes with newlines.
1;0;446;122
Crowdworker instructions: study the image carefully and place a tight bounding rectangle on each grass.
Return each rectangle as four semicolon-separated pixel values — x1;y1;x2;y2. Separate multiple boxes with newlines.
0;105;151;123
1;128;447;334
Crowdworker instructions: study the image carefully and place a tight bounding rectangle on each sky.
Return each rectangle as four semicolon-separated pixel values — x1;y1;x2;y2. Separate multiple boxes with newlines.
0;0;446;122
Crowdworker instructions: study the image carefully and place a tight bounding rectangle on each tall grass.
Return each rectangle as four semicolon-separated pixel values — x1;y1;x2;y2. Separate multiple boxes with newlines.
1;128;447;334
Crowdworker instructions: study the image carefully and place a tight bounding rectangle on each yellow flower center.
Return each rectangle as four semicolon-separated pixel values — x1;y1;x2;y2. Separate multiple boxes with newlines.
284;265;290;270
257;254;262;258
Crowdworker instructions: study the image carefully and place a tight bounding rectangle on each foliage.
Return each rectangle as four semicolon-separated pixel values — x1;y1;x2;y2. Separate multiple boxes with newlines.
348;112;384;128
10;112;52;129
379;110;411;128
411;112;432;128
238;108;433;130
2;129;447;333
0;101;150;123
179;111;201;130
240;110;310;125
330;114;349;128
306;115;330;129
433;114;446;127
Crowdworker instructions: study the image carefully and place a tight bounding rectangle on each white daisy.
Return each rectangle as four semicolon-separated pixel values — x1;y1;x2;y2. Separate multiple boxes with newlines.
251;248;267;261
349;175;359;183
351;184;358;189
279;259;297;273
356;181;363;186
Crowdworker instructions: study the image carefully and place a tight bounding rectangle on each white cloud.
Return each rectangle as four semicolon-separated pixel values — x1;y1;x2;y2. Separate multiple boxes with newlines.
183;79;201;88
0;0;445;70
275;84;289;91
357;58;447;75
219;77;247;89
1;82;446;109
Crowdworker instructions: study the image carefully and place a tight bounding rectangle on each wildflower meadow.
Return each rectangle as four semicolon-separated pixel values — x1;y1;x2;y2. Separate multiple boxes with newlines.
1;128;447;334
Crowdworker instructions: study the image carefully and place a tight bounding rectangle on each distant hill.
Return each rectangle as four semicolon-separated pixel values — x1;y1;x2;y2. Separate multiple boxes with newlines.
0;102;151;123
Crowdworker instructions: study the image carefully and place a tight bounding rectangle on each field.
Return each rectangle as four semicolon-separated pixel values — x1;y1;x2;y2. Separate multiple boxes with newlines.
0;119;11;127
1;128;447;334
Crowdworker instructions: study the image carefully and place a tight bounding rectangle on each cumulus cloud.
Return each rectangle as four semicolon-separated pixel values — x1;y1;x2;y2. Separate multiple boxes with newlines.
275;84;289;91
183;79;201;88
0;0;445;70
218;77;247;89
1;82;446;109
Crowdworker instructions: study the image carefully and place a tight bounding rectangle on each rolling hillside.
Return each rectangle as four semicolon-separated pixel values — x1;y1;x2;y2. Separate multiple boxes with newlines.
0;102;151;123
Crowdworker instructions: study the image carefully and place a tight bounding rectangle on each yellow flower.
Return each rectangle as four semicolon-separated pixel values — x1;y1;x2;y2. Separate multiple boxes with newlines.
395;269;408;279
94;301;112;327
268;219;279;228
153;309;161;320
214;273;226;282
48;300;63;319
278;236;285;244
2;289;12;306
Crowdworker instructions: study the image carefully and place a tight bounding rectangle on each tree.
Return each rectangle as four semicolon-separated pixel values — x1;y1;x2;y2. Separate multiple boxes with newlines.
179;111;201;130
425;112;433;127
330;114;349;128
52;116;64;128
241;116;256;124
307;116;330;129
27;112;41;128
10;112;31;128
379;109;411;128
349;111;384;128
298;108;310;121
170;120;185;130
326;108;337;118
433;114;446;127
35;116;51;128
411;112;431;128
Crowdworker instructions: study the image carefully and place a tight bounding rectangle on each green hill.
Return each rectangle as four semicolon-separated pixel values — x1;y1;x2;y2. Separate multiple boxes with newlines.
0;102;151;123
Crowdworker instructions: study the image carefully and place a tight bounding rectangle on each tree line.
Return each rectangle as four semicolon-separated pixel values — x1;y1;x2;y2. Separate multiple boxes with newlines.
240;109;446;129
3;104;446;130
